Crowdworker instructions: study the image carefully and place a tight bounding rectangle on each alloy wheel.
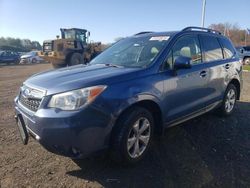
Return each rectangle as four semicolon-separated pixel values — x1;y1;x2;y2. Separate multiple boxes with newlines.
127;117;151;158
225;88;236;113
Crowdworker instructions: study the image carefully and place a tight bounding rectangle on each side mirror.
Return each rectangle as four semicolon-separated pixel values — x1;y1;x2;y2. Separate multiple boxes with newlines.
240;49;244;54
174;56;192;69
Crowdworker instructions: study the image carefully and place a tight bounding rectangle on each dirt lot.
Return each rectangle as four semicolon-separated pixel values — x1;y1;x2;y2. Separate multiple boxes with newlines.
0;64;250;188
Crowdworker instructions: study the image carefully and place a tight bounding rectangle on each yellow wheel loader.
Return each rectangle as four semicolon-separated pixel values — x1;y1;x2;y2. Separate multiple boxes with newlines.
38;28;102;68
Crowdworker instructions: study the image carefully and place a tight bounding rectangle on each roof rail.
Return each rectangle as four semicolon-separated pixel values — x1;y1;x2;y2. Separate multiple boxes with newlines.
134;31;154;36
182;26;222;35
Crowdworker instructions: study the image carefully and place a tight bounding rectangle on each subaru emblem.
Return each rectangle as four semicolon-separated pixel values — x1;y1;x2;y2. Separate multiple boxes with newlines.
23;88;31;98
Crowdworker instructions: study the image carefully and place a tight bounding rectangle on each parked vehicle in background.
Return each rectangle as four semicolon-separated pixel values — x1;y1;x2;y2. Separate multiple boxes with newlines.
236;46;250;65
14;27;242;164
0;51;20;64
20;51;45;64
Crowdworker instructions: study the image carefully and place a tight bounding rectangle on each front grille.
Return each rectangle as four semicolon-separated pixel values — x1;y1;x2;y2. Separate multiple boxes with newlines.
43;41;53;52
19;95;41;112
18;86;45;112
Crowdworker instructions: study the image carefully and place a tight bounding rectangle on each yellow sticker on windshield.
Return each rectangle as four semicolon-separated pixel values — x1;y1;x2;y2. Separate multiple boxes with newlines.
149;36;170;41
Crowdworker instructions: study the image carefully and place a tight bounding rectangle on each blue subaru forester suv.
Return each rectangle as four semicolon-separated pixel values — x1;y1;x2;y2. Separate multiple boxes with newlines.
15;27;242;164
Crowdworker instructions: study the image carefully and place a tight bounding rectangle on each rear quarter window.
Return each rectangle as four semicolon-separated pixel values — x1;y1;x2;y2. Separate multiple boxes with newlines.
219;38;236;59
200;35;223;62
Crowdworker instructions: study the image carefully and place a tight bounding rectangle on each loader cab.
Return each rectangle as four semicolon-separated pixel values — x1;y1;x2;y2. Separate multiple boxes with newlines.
60;28;89;44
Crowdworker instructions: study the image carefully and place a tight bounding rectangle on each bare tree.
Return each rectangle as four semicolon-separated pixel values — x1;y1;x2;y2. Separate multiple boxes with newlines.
209;23;249;46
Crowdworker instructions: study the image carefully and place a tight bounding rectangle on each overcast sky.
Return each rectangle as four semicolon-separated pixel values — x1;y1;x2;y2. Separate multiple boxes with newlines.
0;0;249;44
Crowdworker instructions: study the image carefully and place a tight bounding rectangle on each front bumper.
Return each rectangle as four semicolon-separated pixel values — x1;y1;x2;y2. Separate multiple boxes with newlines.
20;58;30;64
37;51;65;65
14;97;113;158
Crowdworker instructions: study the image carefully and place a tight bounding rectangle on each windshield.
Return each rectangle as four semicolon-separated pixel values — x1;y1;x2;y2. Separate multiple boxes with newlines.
90;36;169;68
64;30;75;39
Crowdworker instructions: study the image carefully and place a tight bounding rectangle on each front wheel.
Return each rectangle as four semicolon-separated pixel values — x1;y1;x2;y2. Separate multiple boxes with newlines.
217;84;237;116
69;53;84;66
111;107;154;164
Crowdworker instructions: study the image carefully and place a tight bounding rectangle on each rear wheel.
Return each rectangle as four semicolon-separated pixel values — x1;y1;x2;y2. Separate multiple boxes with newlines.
217;84;237;116
69;53;84;66
111;107;154;164
243;57;250;65
32;58;37;63
14;59;19;64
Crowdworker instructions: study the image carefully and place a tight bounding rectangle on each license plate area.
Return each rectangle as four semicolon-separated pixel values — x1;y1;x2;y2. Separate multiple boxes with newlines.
16;114;29;145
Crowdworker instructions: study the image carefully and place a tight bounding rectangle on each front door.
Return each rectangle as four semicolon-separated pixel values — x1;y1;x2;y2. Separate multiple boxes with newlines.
162;34;210;124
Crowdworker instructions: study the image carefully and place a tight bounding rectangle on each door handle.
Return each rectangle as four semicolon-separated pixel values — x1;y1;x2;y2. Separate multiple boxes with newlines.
224;64;230;69
200;70;207;78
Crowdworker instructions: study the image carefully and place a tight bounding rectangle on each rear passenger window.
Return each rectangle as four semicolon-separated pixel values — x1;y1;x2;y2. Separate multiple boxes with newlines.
219;38;235;59
200;35;223;62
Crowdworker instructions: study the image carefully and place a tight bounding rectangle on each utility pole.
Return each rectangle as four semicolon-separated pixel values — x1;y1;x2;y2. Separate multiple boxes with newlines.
201;0;206;27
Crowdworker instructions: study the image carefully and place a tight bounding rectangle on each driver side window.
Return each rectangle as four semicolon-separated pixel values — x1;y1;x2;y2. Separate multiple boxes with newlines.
163;35;202;70
76;31;86;42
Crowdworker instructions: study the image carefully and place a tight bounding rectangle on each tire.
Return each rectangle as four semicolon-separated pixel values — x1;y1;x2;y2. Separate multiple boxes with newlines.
111;106;154;164
32;58;37;64
217;84;237;116
14;59;19;64
69;53;84;66
243;57;250;65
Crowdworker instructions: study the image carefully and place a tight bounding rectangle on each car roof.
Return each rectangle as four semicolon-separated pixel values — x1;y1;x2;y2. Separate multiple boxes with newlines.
133;31;178;38
132;27;224;39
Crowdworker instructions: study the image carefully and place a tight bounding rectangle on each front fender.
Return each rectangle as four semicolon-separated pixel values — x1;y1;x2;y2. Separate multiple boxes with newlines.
114;93;163;118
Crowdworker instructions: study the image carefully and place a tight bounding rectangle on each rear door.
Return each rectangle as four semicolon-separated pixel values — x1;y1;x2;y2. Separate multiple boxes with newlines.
162;34;210;123
199;35;235;106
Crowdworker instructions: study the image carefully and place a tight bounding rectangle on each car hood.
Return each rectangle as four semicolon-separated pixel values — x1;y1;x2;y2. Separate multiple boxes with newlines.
21;54;33;59
24;64;142;95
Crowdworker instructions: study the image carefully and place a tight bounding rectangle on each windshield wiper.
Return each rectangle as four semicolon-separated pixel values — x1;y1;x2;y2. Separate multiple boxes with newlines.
104;63;124;68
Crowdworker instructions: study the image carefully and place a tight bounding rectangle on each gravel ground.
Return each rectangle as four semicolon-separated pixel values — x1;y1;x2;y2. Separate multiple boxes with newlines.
0;64;250;188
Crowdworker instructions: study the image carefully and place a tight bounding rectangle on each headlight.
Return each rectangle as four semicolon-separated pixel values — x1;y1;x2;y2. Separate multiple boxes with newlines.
48;85;106;110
